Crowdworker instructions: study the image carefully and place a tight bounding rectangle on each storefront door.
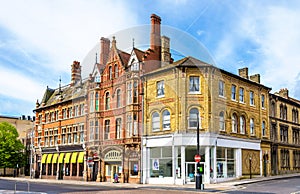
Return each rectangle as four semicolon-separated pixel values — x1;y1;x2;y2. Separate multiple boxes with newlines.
185;162;205;184
111;165;118;182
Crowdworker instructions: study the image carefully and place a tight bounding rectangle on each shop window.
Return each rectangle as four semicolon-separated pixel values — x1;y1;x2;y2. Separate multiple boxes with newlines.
130;161;139;176
42;164;46;175
72;163;77;176
150;147;172;178
53;164;57;176
65;164;70;176
47;164;52;175
216;147;235;178
79;163;84;176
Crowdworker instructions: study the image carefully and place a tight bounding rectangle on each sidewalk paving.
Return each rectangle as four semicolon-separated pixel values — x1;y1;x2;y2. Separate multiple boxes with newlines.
1;173;299;193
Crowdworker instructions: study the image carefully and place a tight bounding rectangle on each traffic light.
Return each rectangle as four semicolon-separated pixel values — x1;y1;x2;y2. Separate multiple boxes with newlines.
197;163;204;174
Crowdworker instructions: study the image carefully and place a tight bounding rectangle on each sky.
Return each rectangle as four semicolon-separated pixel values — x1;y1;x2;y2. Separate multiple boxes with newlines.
0;0;300;117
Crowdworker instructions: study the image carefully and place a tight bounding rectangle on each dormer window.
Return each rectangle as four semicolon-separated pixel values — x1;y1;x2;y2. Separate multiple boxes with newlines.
95;75;100;82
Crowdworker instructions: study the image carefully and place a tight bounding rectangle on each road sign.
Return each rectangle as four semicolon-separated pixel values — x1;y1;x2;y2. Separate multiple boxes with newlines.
194;154;201;162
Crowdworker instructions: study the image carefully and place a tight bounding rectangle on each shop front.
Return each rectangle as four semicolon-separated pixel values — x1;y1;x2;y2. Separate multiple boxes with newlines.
142;133;261;185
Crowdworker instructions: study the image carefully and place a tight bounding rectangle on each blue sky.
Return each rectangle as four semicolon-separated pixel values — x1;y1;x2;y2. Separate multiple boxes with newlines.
0;0;300;117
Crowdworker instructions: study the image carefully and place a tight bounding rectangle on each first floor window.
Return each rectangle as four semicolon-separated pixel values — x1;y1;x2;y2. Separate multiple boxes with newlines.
152;112;160;131
250;118;255;135
219;112;225;131
105;120;110;139
189;108;199;128
162;110;171;130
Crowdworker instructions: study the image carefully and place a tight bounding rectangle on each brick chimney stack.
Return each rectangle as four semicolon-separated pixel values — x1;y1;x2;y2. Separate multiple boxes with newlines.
71;61;81;86
100;37;110;65
150;14;161;53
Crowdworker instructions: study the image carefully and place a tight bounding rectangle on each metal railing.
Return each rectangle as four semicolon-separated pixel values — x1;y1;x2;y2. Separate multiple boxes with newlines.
14;180;30;194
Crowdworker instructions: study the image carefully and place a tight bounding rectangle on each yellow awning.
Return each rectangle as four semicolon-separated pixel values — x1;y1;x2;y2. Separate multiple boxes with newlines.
64;153;71;163
46;154;53;163
71;152;78;163
52;153;59;163
41;154;48;164
58;153;65;164
78;152;85;163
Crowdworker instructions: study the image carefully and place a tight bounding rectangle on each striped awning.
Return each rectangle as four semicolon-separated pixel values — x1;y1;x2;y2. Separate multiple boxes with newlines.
78;152;85;163
64;153;71;163
41;154;48;164
46;154;53;164
71;152;78;163
52;153;59;163
58;153;65;164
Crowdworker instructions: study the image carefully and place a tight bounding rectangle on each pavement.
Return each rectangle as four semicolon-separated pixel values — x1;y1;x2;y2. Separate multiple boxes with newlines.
0;173;299;193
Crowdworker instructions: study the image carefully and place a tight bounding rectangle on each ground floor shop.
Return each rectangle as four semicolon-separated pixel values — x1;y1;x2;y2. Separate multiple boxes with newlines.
141;133;263;184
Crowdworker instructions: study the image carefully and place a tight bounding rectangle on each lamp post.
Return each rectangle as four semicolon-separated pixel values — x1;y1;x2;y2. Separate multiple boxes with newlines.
249;156;252;179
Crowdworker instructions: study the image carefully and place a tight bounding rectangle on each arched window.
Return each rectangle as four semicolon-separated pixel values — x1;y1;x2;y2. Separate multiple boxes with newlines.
116;89;121;108
240;116;246;134
152;112;160;131
162;110;171;130
232;113;237;133
114;64;119;78
219;111;225;131
105;92;110;110
250;118;255;135
189;108;199;128
95;92;99;111
109;66;112;80
271;102;276;117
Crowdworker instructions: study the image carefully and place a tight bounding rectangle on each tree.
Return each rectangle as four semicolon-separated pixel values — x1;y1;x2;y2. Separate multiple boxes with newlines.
0;122;25;176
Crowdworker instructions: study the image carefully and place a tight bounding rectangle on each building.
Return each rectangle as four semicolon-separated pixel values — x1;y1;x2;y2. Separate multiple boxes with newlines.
269;89;300;175
141;57;271;184
33;62;87;180
0;115;34;176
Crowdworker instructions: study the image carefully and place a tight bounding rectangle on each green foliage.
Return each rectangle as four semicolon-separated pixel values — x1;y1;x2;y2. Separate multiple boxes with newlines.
0;122;25;168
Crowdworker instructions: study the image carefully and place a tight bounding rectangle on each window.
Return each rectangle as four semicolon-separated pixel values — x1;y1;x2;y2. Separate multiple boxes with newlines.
130;161;139;176
152;112;160;131
95;120;99;140
239;88;244;102
127;82;132;104
95;92;99;111
250;91;254;106
280;104;283;119
150;147;173;178
219;112;225;131
262;121;266;137
219;81;225;97
116;89;121;108
189;108;199;128
189;76;199;92
231;85;236;100
232;113;237;133
280;126;288;143
293;151;300;168
261;94;265;108
271;102;276;117
292;129;299;144
292;109;299;123
89;121;94;141
90;92;94;112
281;149;290;168
133;81;138;103
116;118;121;139
109;66;112;80
157;81;165;97
95;74;100;82
284;106;288;120
105;92;110;110
240;116;245;134
250;118;255;135
105;120;110;139
162;110;171;130
80;125;84;143
127;115;132;137
114;64;119;78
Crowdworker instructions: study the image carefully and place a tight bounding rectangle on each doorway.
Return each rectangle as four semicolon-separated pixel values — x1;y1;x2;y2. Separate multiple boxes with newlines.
111;165;118;182
185;162;205;184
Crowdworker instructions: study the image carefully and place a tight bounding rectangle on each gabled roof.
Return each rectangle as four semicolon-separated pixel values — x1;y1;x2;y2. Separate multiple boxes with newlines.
133;47;145;61
117;49;130;66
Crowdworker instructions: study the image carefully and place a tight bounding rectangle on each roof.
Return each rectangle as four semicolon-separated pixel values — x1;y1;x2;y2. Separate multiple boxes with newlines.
133;47;145;61
35;80;88;111
117;49;130;66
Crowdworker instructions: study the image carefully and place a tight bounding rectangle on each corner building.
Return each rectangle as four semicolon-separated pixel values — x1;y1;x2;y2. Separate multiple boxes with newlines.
142;58;271;184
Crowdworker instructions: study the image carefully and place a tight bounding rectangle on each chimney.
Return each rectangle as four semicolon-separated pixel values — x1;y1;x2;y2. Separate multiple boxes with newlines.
279;88;289;98
150;14;161;52
238;67;248;79
161;36;171;66
100;37;110;65
250;74;260;83
71;61;81;86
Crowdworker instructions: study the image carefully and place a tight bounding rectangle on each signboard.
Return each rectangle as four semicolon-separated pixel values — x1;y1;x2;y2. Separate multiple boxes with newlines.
194;154;201;162
152;159;159;171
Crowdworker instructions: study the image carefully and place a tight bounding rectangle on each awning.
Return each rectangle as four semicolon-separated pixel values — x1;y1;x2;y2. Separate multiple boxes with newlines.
71;152;78;163
41;154;48;164
58;153;65;164
46;154;53;164
64;153;71;163
78;152;85;163
52;153;59;163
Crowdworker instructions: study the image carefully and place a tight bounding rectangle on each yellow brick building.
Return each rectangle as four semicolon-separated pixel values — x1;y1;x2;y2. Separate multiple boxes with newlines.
270;89;300;175
142;57;271;184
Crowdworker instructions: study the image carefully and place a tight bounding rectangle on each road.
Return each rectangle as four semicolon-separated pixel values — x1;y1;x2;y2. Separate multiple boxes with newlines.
226;176;300;194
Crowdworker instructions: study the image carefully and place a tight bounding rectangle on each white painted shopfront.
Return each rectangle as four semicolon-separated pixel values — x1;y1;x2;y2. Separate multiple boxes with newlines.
141;133;261;184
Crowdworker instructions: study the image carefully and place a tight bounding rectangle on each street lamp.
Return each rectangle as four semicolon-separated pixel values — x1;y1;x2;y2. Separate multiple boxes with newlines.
249;156;252;179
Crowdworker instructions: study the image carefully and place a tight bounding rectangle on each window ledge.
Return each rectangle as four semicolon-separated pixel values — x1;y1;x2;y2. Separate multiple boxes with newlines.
156;95;165;99
189;91;201;95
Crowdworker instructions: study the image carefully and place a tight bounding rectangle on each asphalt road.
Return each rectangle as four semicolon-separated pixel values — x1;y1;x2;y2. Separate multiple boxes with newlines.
226;176;300;194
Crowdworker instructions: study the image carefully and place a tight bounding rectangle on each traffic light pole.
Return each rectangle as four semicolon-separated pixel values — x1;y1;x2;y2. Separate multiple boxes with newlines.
195;113;204;190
